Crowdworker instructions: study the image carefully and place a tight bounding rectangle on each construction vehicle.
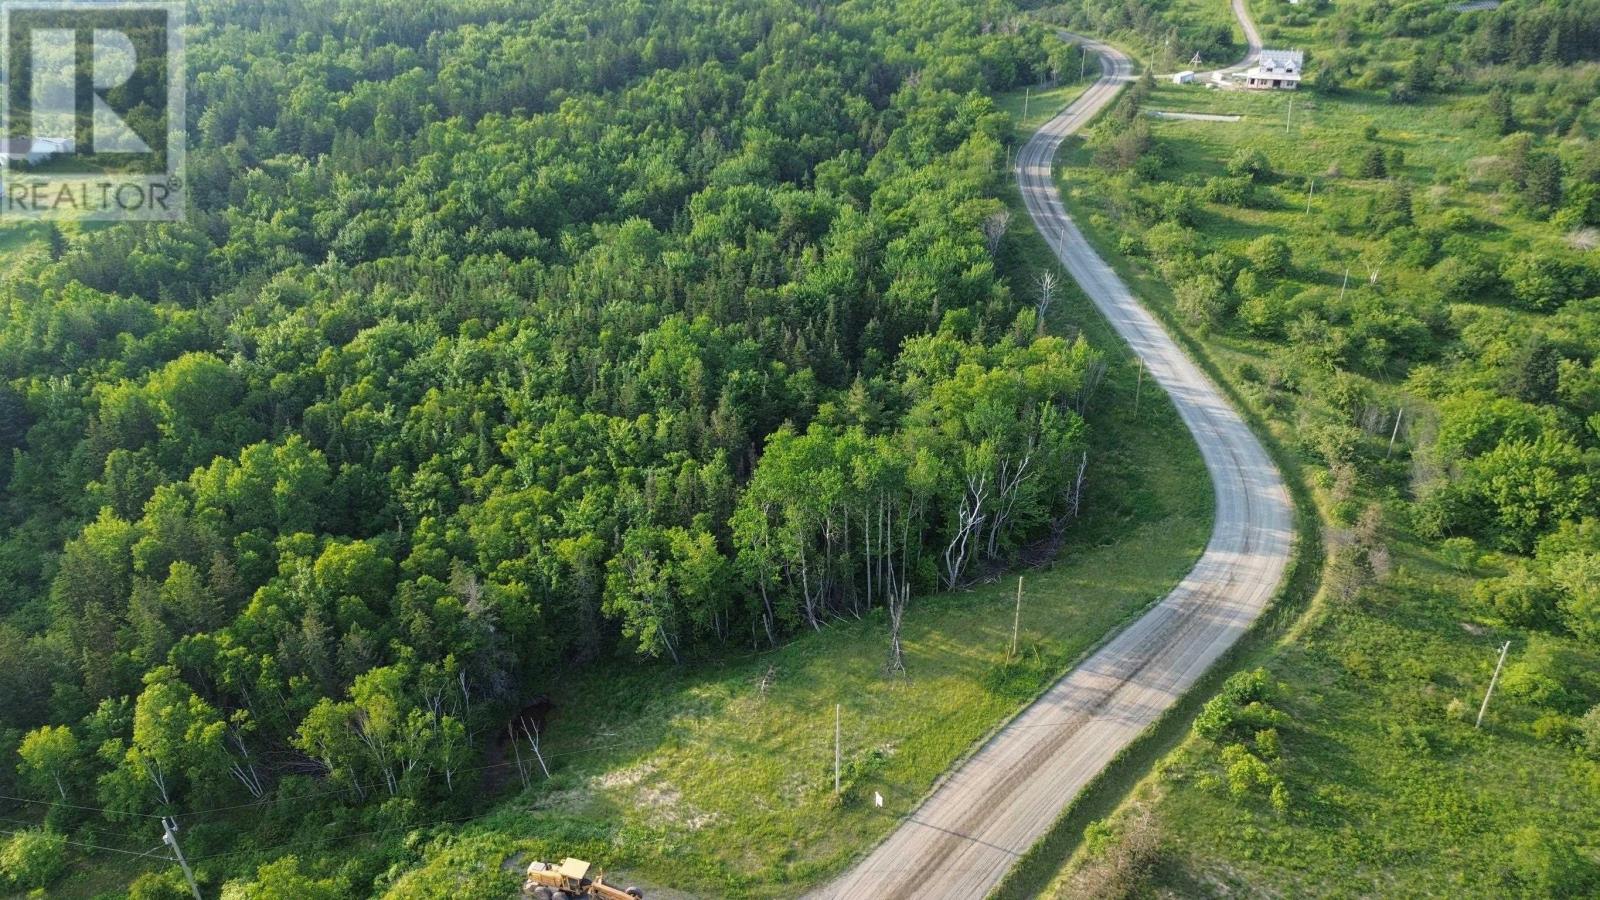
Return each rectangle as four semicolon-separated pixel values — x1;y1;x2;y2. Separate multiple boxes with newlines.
523;858;644;900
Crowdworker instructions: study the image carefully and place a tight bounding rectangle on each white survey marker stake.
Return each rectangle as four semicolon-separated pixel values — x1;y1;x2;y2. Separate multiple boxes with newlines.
873;791;883;808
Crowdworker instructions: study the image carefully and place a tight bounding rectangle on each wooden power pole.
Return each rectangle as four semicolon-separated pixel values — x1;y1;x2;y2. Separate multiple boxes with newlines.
1010;576;1024;660
1386;407;1404;459
834;704;842;795
162;816;202;900
1475;640;1512;729
1133;358;1145;417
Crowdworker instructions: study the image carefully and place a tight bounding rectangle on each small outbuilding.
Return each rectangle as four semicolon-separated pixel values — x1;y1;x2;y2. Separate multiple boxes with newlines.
1172;70;1196;84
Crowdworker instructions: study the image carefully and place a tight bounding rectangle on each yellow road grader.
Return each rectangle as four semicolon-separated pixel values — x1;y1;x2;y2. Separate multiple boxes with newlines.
523;858;644;900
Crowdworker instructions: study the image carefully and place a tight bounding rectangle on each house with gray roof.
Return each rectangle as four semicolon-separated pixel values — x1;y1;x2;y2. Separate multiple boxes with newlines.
1241;49;1304;89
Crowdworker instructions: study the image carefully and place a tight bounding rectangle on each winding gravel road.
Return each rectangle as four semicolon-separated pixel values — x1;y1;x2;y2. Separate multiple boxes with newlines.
813;32;1292;900
1230;0;1265;67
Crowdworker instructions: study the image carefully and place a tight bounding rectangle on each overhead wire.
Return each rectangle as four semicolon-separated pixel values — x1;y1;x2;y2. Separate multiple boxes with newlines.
173;732;663;821
0;825;171;860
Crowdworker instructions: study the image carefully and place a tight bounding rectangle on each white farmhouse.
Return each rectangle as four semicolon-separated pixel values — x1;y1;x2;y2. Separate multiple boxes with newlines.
1241;49;1304;89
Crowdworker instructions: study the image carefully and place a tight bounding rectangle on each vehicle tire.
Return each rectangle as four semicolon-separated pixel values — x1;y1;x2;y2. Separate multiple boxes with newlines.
626;888;644;899
552;892;571;900
532;889;553;900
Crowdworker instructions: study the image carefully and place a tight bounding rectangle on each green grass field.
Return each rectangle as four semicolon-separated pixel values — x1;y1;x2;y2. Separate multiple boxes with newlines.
996;75;1095;136
1074;542;1600;897
1068;78;1554;305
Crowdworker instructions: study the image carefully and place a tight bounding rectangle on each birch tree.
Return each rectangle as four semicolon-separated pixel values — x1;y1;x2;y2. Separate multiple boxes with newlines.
17;725;79;802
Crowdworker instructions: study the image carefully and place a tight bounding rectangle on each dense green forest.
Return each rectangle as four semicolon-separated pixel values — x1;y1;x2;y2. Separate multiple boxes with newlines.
0;0;1116;894
10;0;1599;893
1030;0;1600;895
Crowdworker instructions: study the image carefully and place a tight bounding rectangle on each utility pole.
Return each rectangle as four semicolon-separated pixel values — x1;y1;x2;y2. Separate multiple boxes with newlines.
1338;266;1350;302
1009;576;1024;660
162;816;202;900
1285;96;1293;133
1022;87;1030;124
1080;46;1088;82
1133;357;1145;417
833;704;842;796
1305;178;1315;214
1386;407;1404;458
1475;640;1512;729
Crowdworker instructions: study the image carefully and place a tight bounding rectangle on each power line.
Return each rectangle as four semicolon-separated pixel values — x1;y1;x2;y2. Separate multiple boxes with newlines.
2;809;525;875
184;809;493;864
0;729;663;832
0;825;169;860
175;733;662;821
0;791;164;820
0;723;993;883
0;813;145;842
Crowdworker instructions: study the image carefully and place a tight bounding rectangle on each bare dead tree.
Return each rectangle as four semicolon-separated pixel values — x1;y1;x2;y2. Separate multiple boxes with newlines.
986;445;1037;559
943;470;990;588
521;720;552;780
887;583;909;675
1033;269;1060;332
981;209;1012;256
507;722;529;789
1069;451;1089;518
225;728;266;799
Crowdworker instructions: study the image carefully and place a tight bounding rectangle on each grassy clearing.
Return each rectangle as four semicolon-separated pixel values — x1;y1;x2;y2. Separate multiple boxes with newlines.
371;84;1215;900
1028;63;1600;900
995;76;1095;137
1105;543;1600;898
1067;78;1552;305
